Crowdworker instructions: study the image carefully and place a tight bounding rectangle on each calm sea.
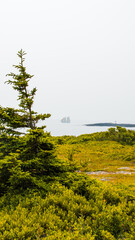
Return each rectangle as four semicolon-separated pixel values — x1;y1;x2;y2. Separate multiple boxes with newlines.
45;119;135;137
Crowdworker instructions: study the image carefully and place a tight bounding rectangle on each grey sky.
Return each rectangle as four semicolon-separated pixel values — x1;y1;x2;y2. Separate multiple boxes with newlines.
0;0;135;123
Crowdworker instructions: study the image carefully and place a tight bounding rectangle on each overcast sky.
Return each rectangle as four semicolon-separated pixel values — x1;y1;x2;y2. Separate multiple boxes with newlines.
0;0;135;123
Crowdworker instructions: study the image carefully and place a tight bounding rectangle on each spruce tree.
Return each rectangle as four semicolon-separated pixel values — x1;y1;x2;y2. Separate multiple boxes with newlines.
0;49;50;135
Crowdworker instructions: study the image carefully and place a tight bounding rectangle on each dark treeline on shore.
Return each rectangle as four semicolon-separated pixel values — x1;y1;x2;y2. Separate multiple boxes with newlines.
85;122;135;127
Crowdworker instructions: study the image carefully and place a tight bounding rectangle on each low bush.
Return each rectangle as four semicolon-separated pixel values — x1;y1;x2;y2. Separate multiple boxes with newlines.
0;177;134;239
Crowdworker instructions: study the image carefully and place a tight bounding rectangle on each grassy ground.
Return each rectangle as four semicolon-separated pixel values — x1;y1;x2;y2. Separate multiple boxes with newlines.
56;140;135;192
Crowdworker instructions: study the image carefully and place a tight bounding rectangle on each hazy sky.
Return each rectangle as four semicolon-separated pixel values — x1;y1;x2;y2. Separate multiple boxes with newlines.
0;0;135;123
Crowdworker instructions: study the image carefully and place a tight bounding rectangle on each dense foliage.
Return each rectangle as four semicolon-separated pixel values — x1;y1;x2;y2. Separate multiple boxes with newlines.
0;176;135;239
0;51;134;239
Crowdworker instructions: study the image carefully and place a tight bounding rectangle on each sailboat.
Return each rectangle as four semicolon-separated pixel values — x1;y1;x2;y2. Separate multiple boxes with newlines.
61;117;71;123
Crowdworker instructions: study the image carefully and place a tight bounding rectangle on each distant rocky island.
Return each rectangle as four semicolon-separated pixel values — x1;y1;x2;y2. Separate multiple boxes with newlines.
85;123;135;128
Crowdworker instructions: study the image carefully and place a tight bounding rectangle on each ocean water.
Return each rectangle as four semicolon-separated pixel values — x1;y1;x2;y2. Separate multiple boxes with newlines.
44;119;135;137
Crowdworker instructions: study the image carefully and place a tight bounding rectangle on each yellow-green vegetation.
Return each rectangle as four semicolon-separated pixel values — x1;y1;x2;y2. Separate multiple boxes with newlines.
55;131;135;192
0;178;135;239
0;131;135;240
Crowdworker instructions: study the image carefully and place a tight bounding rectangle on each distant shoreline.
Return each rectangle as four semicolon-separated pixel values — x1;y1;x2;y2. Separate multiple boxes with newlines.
85;123;135;128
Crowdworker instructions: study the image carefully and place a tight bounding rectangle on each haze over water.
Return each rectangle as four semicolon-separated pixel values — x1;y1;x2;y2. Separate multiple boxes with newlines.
45;119;135;136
